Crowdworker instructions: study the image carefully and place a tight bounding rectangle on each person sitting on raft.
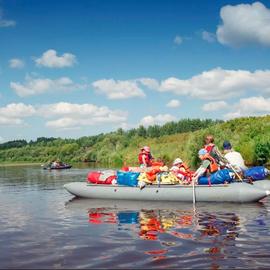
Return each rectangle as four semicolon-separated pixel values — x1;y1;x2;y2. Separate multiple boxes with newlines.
138;146;154;168
222;140;248;173
192;148;219;183
170;158;192;184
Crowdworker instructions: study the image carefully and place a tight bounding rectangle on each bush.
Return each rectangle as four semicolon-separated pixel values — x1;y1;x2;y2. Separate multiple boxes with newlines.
255;142;270;165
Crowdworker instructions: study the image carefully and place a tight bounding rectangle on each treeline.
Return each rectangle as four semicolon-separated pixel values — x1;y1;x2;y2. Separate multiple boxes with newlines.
0;118;221;150
0;116;269;167
0;137;58;150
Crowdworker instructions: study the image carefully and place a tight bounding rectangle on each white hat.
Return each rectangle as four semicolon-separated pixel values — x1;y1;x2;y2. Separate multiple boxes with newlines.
173;158;183;165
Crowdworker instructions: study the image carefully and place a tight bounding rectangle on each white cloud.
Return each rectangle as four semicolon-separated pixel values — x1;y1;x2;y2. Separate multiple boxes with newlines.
0;102;128;129
9;58;25;69
35;49;77;68
138;78;159;90
174;35;183;45
37;102;128;129
166;99;181;108
10;75;87;97
0;9;15;27
139;114;176;127
0;103;35;117
202;31;216;43
224;96;270;119
217;2;270;47
92;79;146;99
202;101;228;111
0;116;23;125
0;103;35;126
0;136;4;142
140;68;270;100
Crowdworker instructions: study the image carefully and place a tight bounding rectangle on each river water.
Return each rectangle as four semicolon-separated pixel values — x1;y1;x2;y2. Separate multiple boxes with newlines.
1;165;270;269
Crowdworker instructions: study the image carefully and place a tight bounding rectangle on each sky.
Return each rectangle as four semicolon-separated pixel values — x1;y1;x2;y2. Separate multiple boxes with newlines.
0;0;270;142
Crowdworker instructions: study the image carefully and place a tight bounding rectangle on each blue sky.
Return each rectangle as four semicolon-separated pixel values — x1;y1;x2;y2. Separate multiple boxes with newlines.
0;0;270;142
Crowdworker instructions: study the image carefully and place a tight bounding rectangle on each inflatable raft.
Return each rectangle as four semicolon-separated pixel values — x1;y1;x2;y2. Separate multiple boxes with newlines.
64;181;270;203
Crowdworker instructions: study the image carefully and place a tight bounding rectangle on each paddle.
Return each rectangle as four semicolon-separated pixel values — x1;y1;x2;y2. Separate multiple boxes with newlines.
192;178;196;204
215;148;243;181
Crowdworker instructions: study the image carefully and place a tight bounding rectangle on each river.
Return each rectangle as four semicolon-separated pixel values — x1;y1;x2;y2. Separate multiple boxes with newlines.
1;165;270;269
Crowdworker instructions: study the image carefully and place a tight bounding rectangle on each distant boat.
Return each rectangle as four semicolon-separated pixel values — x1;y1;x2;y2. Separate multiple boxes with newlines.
43;163;72;170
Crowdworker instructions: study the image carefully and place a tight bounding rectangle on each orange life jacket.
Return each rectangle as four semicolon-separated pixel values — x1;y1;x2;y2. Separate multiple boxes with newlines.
179;162;190;172
173;162;192;181
202;154;219;173
146;166;161;182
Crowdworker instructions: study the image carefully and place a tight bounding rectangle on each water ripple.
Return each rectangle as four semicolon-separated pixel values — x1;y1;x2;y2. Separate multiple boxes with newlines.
1;166;270;268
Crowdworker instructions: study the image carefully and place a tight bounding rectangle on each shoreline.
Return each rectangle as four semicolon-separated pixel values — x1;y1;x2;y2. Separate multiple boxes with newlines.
0;162;42;167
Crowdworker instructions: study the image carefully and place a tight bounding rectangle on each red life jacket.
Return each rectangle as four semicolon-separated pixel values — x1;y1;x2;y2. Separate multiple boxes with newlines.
205;143;215;154
138;152;152;166
202;154;219;173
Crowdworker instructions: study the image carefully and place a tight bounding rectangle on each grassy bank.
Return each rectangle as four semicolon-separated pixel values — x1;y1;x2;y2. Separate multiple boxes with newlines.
0;162;42;167
0;115;269;167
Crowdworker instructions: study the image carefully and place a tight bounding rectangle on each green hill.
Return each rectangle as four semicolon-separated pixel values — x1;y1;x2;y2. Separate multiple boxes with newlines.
0;115;269;167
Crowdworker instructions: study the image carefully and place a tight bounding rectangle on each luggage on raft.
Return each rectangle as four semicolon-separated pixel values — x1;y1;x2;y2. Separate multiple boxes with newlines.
138;171;180;185
116;171;140;187
198;169;235;185
244;166;269;181
87;170;116;185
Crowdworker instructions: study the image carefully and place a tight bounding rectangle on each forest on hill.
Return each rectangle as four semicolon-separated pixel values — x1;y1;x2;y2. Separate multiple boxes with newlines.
0;116;269;168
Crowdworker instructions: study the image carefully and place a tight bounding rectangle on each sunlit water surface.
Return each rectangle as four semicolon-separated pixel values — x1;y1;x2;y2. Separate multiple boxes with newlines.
1;165;270;269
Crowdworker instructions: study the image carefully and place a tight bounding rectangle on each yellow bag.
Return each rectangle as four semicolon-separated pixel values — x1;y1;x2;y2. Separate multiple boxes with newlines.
138;172;152;184
154;172;180;185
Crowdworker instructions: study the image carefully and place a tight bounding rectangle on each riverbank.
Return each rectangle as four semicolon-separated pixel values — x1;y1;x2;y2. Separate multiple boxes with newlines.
0;161;101;169
0;162;42;167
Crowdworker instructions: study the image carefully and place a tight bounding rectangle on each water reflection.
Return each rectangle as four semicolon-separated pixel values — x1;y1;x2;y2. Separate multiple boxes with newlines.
65;199;269;267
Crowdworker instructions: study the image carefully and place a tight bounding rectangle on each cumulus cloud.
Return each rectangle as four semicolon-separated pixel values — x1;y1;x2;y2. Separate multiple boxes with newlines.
0;103;35;126
202;101;228;111
92;79;146;99
202;31;216;43
139;68;270;100
138;78;159;90
37;102;128;129
224;96;270;119
0;102;128;129
35;49;77;68
9;58;25;69
10;75;87;97
0;8;16;27
166;99;181;108
174;35;183;45
139;114;176;127
217;2;270;47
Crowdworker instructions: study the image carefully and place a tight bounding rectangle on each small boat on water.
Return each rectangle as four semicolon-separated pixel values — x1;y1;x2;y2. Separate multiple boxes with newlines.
43;164;72;170
64;181;270;203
